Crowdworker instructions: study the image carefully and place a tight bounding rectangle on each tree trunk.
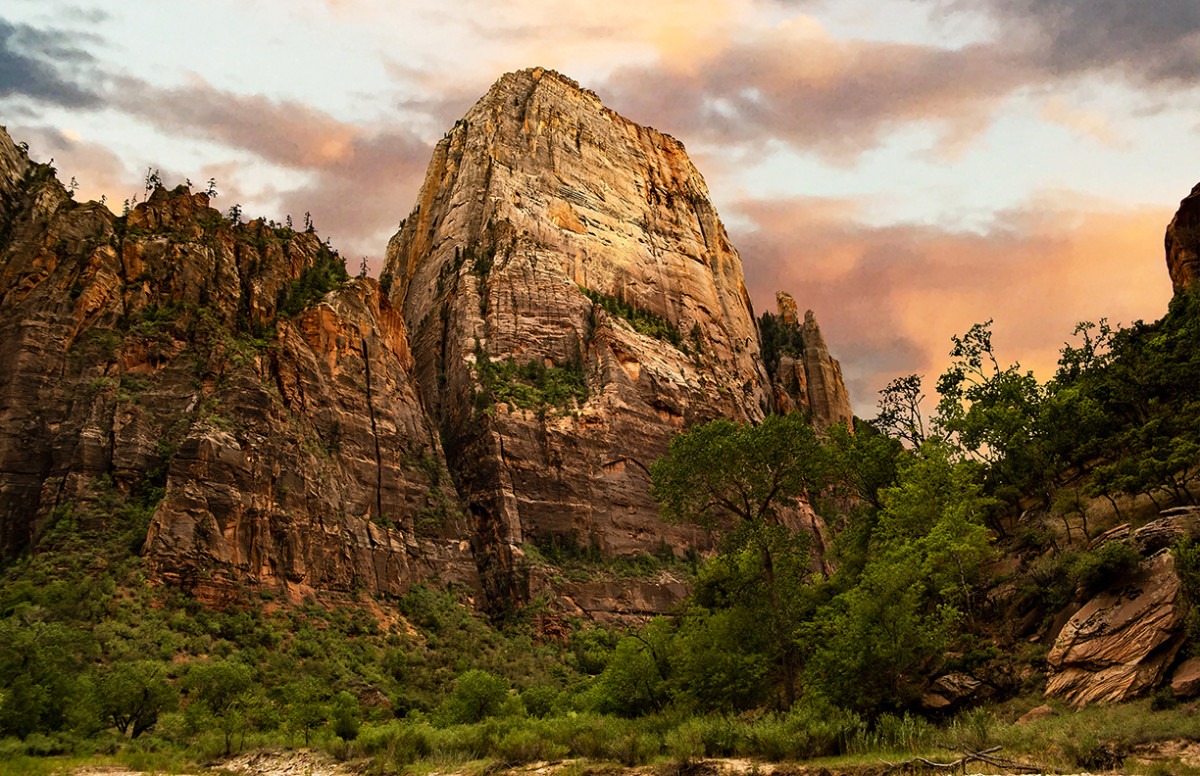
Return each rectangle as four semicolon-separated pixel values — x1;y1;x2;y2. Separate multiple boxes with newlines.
759;543;796;709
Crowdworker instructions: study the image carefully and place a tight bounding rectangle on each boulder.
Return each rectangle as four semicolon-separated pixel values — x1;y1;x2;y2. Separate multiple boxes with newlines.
1015;704;1055;726
1172;658;1200;698
1045;549;1187;706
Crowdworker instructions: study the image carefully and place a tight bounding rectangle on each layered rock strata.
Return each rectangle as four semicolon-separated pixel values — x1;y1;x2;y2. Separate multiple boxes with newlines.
0;128;474;598
766;292;853;429
383;68;823;612
1044;510;1200;706
2;66;852;618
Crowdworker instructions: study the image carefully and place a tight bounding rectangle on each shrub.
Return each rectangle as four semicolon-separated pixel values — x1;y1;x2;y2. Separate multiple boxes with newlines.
435;669;512;725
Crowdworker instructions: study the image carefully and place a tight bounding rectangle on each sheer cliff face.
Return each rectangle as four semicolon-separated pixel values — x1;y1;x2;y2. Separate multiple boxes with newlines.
1167;182;1200;294
0;128;473;599
769;292;854;431
383;68;789;606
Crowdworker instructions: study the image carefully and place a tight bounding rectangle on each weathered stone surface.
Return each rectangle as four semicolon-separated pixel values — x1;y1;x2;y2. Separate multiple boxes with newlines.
2;65;852;621
767;293;853;430
1045;549;1186;706
383;67;827;614
0;129;473;597
1166;182;1200;294
920;672;986;711
1015;704;1054;726
1171;657;1200;698
1132;508;1200;555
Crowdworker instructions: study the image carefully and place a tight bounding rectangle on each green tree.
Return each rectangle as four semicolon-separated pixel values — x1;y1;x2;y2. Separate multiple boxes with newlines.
590;618;675;715
92;661;177;738
182;660;254;755
650;412;826;707
331;690;361;741
281;678;327;746
934;321;1048;516
0;619;95;737
436;669;512;725
804;440;991;713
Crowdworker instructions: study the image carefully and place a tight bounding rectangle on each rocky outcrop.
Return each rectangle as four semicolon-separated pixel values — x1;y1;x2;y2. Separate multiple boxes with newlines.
0;128;474;598
762;293;853;430
1045;548;1186;706
382;68;824;613
1166;182;1200;294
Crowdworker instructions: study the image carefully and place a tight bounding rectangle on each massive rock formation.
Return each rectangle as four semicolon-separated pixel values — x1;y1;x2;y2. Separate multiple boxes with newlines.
0;128;474;599
1167;182;1200;294
0;70;851;617
764;292;853;430
382;68;823;612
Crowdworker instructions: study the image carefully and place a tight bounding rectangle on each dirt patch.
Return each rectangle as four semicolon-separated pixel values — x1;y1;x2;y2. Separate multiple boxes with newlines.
1129;737;1200;767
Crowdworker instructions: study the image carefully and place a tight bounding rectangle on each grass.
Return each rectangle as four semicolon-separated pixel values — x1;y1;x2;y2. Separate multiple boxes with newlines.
12;698;1200;775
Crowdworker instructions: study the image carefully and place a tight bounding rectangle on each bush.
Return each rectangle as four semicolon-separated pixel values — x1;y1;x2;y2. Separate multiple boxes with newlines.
497;725;568;763
1071;541;1142;595
436;669;513;725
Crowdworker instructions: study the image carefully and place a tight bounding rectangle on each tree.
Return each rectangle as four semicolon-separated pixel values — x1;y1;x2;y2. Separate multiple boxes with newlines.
436;669;512;725
281;678;327;746
875;375;928;448
331;691;361;741
93;661;177;738
590;618;675;715
182;660;254;755
931;321;1049;530
650;412;827;707
803;440;991;712
0;619;95;737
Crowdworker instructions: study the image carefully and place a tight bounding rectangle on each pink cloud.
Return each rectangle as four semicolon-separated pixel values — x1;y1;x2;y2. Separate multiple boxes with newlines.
731;193;1176;413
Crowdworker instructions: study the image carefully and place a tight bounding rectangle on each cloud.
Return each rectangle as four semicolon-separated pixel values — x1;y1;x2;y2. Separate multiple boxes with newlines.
10;125;134;204
99;75;434;262
1040;96;1126;148
730;192;1175;412
601;19;1034;160
109;75;366;170
933;0;1200;85
0;18;100;107
273;129;430;261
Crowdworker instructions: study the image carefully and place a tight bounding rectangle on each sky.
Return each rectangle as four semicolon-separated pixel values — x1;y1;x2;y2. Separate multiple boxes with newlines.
2;0;1197;414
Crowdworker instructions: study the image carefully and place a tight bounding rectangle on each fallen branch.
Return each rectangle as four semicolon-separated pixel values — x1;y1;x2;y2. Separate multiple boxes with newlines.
884;745;1060;774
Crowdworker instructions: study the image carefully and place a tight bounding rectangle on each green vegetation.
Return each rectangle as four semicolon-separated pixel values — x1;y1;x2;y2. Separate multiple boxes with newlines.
276;244;351;318
757;310;805;379
579;285;684;349
8;164;1200;774
475;344;589;411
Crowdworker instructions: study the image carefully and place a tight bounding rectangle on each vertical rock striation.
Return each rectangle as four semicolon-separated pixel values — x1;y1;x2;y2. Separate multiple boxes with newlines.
0;127;474;599
763;292;854;430
383;68;823;613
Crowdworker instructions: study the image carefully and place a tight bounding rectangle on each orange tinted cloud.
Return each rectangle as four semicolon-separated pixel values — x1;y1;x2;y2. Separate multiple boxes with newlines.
100;75;432;261
732;193;1176;412
1040;97;1126;148
110;75;363;170
12;126;135;206
603;24;1035;160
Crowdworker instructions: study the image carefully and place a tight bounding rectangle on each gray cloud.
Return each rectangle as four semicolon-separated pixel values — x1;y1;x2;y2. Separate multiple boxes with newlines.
0;18;100;106
937;0;1200;84
602;37;1033;160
